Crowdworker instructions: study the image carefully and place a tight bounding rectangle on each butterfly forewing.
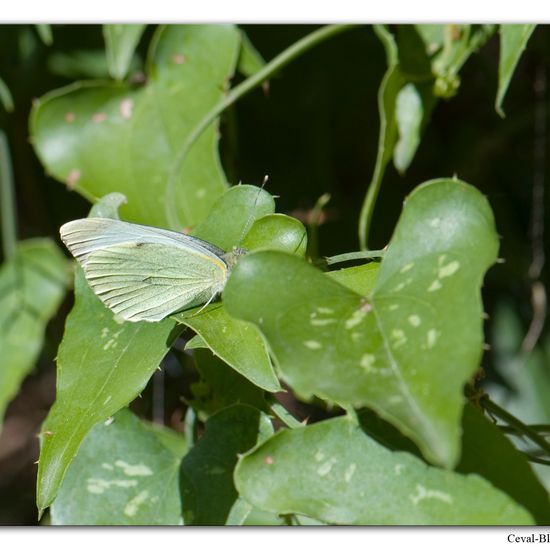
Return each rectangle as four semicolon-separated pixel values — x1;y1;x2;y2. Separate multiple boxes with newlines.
60;218;229;322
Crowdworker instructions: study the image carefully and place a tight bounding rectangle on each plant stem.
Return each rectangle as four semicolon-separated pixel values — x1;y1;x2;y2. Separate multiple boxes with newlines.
267;398;302;429
165;24;356;228
307;192;331;260
499;423;550;436
482;396;550;457
325;249;386;266
0;131;17;260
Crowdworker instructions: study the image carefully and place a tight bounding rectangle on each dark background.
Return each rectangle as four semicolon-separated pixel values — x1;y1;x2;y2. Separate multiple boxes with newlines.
0;24;547;524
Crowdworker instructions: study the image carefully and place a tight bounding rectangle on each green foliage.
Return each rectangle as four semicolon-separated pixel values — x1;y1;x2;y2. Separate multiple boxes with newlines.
180;404;273;525
0;240;69;431
496;25;536;117
30;25;242;228
234;416;533;525
103;25;145;81
51;409;186;525
225;180;499;468
36;195;180;515
0;23;544;526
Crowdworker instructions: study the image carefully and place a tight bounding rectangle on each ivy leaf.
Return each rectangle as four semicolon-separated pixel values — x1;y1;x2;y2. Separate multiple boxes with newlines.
0;239;69;432
30;25;241;228
51;409;186;525
37;194;181;516
496;25;536;118
103;24;146;81
180;404;273;525
225;179;499;468
235;417;533;525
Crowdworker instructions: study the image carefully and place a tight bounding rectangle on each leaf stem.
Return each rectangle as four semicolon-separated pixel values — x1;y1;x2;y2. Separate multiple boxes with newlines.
0;131;17;260
267;398;302;429
165;24;356;228
482;396;550;458
325;249;385;266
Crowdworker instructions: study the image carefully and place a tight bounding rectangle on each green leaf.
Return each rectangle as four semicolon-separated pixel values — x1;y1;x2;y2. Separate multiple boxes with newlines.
496;25;536;118
175;305;279;392
103;24;146;81
0;239;69;431
180;404;273;525
47;50;137;80
37;195;181;515
35;24;53;46
51;409;186;525
237;30;265;77
458;404;550;525
235;417;534;525
192;184;275;251
189;348;269;415
225;179;499;468
31;25;241;228
242;214;307;256
326;263;380;296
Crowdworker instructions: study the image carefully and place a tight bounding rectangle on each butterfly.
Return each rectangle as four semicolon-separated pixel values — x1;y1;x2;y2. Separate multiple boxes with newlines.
60;218;245;322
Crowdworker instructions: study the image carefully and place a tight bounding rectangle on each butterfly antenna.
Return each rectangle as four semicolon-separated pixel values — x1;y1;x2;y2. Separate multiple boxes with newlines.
237;175;269;247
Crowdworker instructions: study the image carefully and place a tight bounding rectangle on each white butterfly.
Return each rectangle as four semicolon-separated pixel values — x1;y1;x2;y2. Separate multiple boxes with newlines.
60;218;245;322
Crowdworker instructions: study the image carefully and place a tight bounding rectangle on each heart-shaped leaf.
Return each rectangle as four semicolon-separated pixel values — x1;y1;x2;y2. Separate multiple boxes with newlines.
30;25;241;228
225;179;499;467
51;409;186;525
234;417;533;525
37;194;181;515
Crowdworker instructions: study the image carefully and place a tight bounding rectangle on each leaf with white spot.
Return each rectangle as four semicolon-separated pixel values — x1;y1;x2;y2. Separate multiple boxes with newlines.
37;194;181;516
30;25;241;228
224;179;499;468
51;409;186;525
235;417;533;525
180;404;273;525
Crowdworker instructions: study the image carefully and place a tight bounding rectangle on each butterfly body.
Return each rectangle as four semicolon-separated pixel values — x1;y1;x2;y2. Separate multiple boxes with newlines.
60;218;245;322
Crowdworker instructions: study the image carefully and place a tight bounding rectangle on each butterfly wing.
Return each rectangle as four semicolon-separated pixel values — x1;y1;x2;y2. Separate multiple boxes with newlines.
60;218;228;322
